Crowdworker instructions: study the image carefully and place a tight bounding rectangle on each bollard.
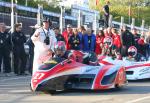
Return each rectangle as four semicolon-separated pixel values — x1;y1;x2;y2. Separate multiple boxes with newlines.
131;18;135;29
78;10;82;28
93;12;97;34
141;19;145;34
15;12;18;24
60;6;65;34
120;16;124;29
11;0;15;72
11;0;14;33
37;4;43;26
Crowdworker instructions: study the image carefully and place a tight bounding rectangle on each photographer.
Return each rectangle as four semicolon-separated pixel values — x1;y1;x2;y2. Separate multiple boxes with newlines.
31;17;57;74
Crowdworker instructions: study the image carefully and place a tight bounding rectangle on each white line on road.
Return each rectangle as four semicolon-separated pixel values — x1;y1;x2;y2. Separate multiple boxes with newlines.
126;95;150;103
0;76;31;82
0;84;29;87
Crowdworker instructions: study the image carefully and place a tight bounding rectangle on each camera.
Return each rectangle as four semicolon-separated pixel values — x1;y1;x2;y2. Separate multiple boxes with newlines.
44;36;50;45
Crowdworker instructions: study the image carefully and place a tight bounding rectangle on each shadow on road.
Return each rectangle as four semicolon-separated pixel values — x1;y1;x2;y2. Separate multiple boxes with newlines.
1;79;150;96
128;79;150;83
51;85;150;96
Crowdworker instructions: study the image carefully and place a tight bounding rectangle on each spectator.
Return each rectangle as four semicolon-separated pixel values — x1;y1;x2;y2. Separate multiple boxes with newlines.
95;30;105;55
131;28;140;50
12;23;27;75
107;27;113;38
69;28;81;50
62;24;73;50
145;31;150;44
101;36;113;56
92;30;95;34
31;17;57;74
78;26;86;37
111;46;122;60
119;26;123;33
102;27;114;56
112;28;122;52
121;26;135;57
78;25;86;49
138;35;147;57
144;31;150;59
0;23;11;76
82;28;96;52
54;27;65;42
103;28;109;37
26;24;40;74
103;1;110;28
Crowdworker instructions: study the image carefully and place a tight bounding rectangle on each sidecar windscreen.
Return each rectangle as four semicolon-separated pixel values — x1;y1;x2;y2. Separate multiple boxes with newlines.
38;57;65;70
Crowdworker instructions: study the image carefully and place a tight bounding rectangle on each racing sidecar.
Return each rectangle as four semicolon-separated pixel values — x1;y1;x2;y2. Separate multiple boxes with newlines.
31;57;127;93
98;56;150;80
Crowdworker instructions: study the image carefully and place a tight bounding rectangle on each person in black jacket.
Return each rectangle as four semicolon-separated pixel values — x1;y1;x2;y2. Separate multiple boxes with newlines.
0;23;11;75
131;28;140;50
12;23;27;75
121;26;135;57
69;28;81;50
54;27;65;42
103;1;110;28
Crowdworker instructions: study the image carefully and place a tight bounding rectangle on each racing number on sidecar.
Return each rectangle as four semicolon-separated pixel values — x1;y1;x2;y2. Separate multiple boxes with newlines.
119;70;124;81
33;73;45;80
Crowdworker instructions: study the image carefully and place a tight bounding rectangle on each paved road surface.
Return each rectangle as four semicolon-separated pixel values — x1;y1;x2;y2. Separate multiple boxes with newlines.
0;75;150;103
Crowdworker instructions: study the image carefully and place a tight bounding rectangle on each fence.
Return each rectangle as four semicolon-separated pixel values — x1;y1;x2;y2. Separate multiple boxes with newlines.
0;12;37;35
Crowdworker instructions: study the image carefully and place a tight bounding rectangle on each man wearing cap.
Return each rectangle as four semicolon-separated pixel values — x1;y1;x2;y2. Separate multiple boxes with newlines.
62;24;73;50
31;17;57;74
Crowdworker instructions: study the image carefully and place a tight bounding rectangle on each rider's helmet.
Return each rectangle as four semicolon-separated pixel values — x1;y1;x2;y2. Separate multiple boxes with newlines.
54;41;66;57
128;46;137;57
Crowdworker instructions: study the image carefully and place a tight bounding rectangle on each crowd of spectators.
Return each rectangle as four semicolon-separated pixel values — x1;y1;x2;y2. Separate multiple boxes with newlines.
0;21;150;76
61;25;150;61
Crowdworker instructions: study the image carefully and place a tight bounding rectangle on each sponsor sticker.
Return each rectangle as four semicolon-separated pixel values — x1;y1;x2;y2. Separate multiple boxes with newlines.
139;67;150;76
85;67;99;72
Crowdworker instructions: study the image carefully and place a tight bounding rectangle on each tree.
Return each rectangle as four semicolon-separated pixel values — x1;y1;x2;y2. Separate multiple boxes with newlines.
89;0;150;27
33;0;62;7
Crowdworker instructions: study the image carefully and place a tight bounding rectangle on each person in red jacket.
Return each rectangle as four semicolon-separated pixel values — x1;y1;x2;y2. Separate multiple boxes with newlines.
112;28;122;52
138;36;147;56
95;30;105;55
62;24;73;50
